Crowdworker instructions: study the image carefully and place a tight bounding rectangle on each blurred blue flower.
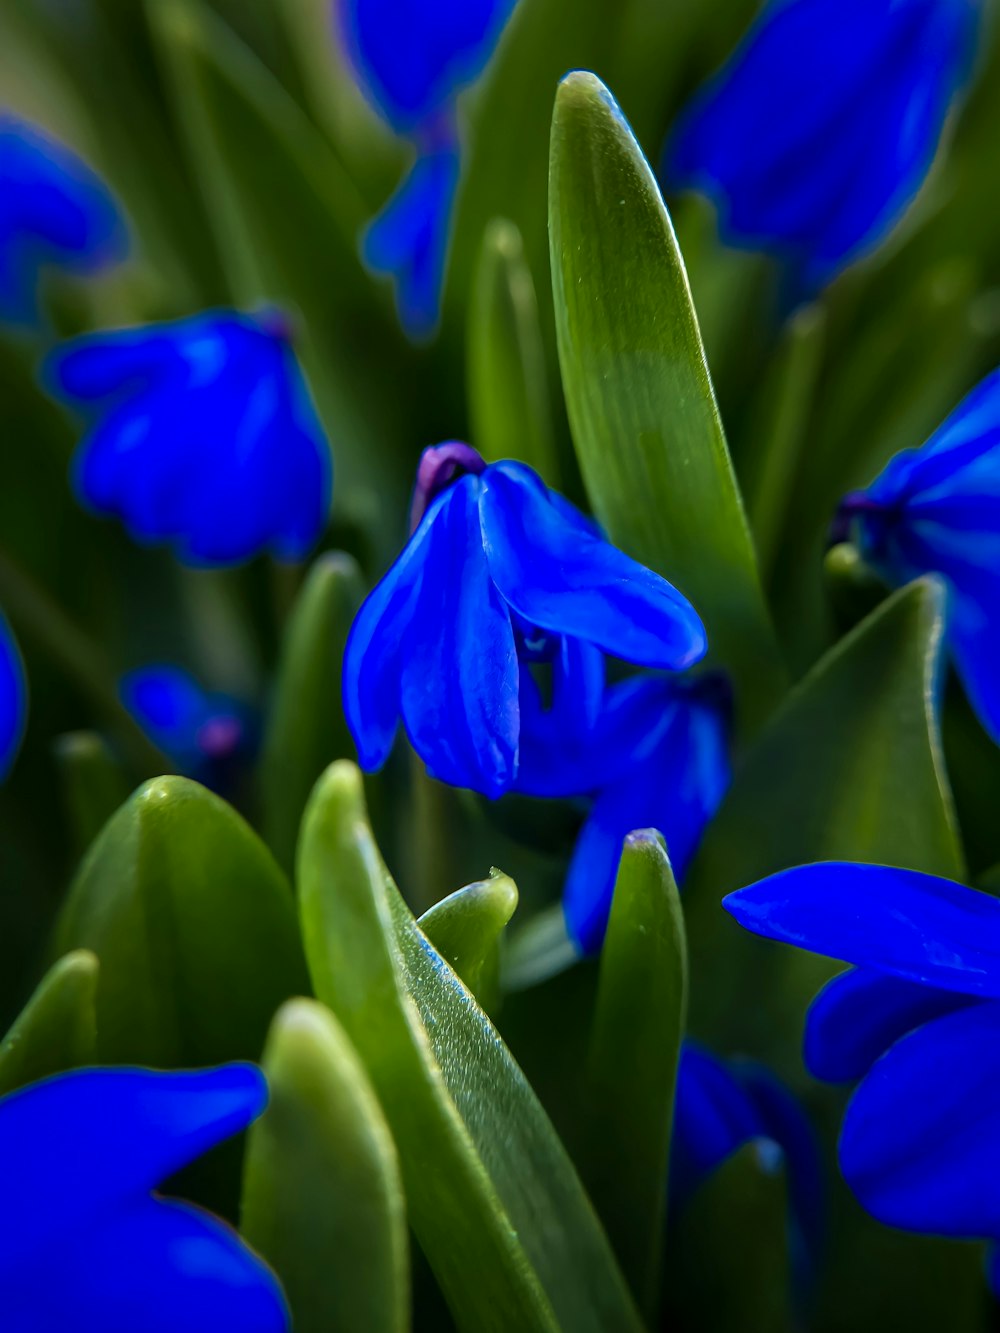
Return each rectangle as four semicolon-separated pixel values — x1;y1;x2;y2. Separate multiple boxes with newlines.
723;861;1000;1281
516;656;731;953
666;0;980;293
0;611;27;780
43;309;332;567
0;112;127;326
0;1062;288;1331
834;367;1000;743
336;0;517;335
343;442;707;800
121;665;255;791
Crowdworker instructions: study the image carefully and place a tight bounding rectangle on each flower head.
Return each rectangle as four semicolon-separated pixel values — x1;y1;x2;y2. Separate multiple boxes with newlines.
343;443;707;800
0;611;27;780
0;1063;288;1331
834;366;1000;743
666;0;980;292
43;310;332;567
0;112;127;326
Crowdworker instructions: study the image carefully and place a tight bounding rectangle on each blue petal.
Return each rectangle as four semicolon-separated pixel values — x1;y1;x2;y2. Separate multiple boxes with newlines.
479;461;707;671
561;789;634;955
6;1196;288;1333
840;1000;1000;1237
0;612;27;780
399;475;519;796
671;1042;767;1211
514;637;608;799
121;666;212;759
724;861;1000;998
363;147;460;339
804;966;979;1084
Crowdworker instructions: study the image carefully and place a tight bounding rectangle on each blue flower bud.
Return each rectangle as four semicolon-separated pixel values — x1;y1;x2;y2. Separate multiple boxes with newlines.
0;612;27;781
0;1063;289;1332
43;310;333;567
666;0;981;293
0;112;127;326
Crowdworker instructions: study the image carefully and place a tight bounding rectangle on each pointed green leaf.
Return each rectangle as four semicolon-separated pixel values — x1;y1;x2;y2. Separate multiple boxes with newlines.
468;218;557;481
548;72;783;727
298;761;642;1333
54;731;131;863
417;869;518;1010
242;998;409;1333
54;777;310;1066
0;950;98;1097
585;832;686;1321
260;552;365;873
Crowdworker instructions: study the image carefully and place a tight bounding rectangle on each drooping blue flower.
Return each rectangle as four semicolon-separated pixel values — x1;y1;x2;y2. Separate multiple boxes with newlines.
120;665;255;791
0;611;27;780
833;367;1000;744
0;1062;288;1331
0;112;127;326
343;442;707;801
723;861;1000;1282
335;0;517;335
43;309;332;567
666;0;981;293
516;654;731;953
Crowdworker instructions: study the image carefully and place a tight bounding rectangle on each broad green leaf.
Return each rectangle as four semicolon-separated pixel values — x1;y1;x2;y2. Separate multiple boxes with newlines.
417;870;518;1011
242;998;409;1333
585;832;686;1322
548;72;784;729
298;761;642;1333
0;950;98;1097
468;219;557;481
54;731;131;862
685;578;963;1061
54;776;310;1066
260;552;365;874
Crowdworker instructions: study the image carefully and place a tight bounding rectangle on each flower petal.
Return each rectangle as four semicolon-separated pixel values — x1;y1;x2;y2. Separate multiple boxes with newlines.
0;612;27;780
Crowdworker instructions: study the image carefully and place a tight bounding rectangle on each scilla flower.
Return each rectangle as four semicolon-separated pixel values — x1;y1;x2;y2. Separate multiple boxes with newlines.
0;1063;288;1331
336;0;516;335
0;112;127;326
666;0;980;293
0;611;27;780
43;310;332;567
833;367;1000;743
725;861;1000;1287
343;442;707;800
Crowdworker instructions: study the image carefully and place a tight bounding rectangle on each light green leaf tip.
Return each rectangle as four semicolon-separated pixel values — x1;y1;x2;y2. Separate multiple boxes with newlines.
0;950;99;1098
418;870;518;1012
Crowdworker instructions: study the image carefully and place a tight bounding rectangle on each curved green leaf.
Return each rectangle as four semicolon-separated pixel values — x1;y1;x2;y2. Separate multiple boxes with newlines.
298;761;642;1333
548;72;783;728
242;998;409;1333
417;869;518;1011
0;950;98;1097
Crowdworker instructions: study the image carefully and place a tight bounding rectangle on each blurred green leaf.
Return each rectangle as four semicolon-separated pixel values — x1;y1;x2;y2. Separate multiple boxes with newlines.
417;869;518;1011
260;552;365;874
298;761;642;1333
54;776;310;1066
468;218;557;481
242;997;409;1333
503;903;579;992
548;72;784;729
0;950;98;1097
585;831;686;1322
54;731;131;863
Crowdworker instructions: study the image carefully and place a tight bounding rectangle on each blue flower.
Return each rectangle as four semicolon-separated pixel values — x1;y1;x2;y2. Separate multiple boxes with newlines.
666;0;980;293
833;367;1000;743
516;655;731;953
43;310;332;567
120;665;255;791
343;442;707;800
0;611;27;780
336;0;516;334
0;1062;288;1331
723;861;1000;1283
0;112;127;326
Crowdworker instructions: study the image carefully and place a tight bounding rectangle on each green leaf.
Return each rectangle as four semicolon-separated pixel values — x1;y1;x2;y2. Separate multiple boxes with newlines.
417;869;518;1011
54;731;131;863
467;218;557;481
585;832;686;1322
242;998;409;1333
259;552;365;874
0;950;98;1097
548;72;784;729
54;776;310;1066
503;903;579;992
298;761;642;1333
